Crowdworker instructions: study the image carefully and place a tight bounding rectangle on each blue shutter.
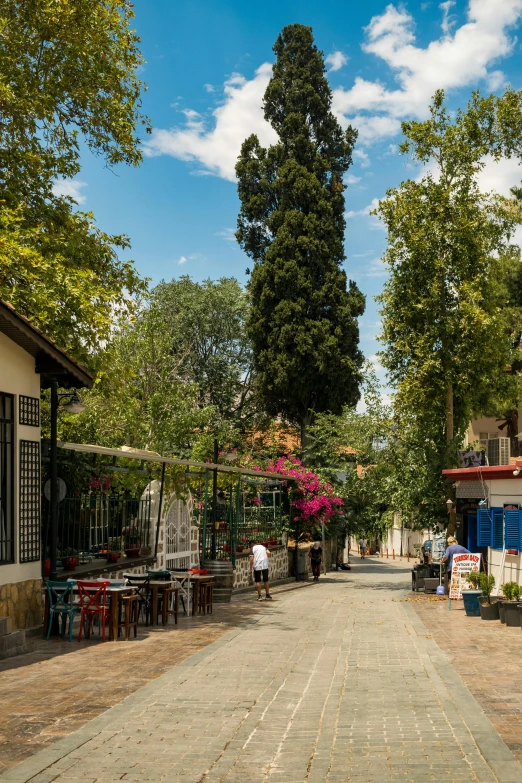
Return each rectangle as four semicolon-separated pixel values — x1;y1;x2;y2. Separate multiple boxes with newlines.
492;508;504;549
505;510;520;550
477;508;492;546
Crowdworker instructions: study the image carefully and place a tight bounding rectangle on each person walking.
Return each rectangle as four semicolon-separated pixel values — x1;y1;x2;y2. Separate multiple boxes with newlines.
250;542;272;600
358;537;367;559
309;541;323;581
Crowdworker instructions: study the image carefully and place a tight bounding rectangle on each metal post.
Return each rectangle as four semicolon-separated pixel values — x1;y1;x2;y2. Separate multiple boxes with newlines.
211;438;218;559
294;506;299;581
49;380;58;580
400;516;404;558
202;469;209;564
321;521;326;575
154;462;166;560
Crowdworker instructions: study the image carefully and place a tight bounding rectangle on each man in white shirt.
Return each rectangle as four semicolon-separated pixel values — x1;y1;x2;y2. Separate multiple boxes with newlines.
250;543;272;601
359;538;367;559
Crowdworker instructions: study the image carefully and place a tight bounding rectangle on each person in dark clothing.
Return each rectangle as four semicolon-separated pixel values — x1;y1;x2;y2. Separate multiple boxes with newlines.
309;542;322;581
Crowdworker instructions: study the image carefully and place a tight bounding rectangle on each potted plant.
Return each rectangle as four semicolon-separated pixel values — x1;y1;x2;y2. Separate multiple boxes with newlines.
478;573;500;620
122;527;141;558
462;571;481;617
107;537;122;563
500;582;522;627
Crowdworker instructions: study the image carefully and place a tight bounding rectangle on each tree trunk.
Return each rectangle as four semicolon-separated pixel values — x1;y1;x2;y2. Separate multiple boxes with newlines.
446;382;454;444
300;413;312;462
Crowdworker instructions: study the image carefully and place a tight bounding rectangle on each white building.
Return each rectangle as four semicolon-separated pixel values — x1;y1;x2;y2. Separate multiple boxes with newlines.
443;463;522;589
0;299;92;643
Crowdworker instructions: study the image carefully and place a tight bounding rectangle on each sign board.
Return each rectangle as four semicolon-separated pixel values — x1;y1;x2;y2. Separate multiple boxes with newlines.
449;553;482;600
44;478;67;503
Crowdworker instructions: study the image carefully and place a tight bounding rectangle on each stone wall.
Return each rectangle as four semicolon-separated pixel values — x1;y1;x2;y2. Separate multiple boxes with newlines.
0;578;43;630
233;545;291;590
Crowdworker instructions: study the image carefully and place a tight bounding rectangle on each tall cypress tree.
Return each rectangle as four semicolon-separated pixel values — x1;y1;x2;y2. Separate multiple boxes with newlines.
236;24;365;449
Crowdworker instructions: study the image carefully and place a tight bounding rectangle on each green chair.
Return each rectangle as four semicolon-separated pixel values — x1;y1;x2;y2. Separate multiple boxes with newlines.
46;580;80;641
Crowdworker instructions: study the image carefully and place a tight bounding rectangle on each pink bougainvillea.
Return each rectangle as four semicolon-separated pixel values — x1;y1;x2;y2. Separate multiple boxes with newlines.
262;455;343;526
88;475;112;493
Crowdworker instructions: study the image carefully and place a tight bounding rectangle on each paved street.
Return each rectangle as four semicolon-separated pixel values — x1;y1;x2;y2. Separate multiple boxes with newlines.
2;559;521;783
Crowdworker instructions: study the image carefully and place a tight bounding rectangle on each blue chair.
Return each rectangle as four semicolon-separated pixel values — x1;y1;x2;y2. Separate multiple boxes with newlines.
46;580;80;641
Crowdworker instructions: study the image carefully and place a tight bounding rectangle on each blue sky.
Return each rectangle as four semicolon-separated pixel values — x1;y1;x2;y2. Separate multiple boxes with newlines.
56;0;522;371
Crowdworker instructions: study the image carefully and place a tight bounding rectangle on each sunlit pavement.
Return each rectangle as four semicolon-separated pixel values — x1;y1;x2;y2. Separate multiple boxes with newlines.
1;557;520;783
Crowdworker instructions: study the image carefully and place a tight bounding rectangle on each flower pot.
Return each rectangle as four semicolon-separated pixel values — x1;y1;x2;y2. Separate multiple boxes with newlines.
462;590;481;617
504;601;522;627
125;547;141;558
518;605;522;630
223;544;229;552
236;545;244;553
43;559;51;577
107;552;120;563
479;596;500;620
63;557;76;571
499;599;520;624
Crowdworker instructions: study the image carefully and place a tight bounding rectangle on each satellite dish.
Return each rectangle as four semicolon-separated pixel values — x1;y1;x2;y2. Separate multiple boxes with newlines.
44;478;67;503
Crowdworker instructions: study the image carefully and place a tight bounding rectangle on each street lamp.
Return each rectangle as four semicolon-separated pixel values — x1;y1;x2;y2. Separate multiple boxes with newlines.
446;498;454;513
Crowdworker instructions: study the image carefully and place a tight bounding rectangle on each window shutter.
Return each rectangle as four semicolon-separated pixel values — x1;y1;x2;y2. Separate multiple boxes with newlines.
477;508;492;546
492;508;504;549
505;510;520;550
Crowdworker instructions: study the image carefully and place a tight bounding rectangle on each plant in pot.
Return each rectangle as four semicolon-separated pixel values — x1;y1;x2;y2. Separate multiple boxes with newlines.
122;527;141;558
500;582;522;627
478;573;499;620
462;571;481;617
106;537;122;563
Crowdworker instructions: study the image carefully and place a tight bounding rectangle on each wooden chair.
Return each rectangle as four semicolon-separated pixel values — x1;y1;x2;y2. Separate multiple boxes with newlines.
161;587;179;626
118;593;139;640
198;582;213;615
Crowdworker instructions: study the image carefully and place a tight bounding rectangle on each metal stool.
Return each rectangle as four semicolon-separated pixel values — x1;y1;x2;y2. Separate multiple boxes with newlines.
161;587;179;626
118;594;139;640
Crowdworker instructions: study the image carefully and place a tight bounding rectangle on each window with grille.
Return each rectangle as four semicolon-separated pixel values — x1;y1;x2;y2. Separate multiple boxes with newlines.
0;393;14;564
19;440;41;563
19;395;40;427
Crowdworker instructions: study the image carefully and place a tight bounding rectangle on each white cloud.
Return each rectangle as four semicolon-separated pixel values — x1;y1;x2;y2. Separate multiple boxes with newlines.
144;63;276;181
353;149;371;167
344;173;361;185
52;178;87;204
333;0;522;144
345;197;380;219
440;1;456;37
178;256;187;265
204;83;215;93
145;1;522;181
326;51;349;72
216;228;237;241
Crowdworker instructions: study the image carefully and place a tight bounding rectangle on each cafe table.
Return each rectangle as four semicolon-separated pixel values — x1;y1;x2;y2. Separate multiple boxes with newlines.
171;574;214;616
43;583;137;642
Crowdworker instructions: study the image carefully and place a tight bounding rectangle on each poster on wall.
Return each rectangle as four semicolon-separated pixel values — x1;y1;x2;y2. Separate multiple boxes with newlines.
449;553;482;600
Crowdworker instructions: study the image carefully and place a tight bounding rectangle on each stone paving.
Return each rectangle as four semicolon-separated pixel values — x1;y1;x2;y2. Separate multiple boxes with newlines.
1;558;521;783
412;592;522;765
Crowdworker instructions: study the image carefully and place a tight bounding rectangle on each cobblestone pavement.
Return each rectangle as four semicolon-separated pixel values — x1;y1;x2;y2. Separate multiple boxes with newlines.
1;559;521;783
411;594;522;765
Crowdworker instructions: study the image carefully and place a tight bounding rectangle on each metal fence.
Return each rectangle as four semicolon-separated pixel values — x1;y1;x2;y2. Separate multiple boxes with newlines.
42;493;152;562
200;482;283;566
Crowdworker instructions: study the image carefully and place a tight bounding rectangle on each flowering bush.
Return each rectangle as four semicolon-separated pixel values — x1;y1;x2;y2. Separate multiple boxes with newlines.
88;475;111;493
263;455;343;526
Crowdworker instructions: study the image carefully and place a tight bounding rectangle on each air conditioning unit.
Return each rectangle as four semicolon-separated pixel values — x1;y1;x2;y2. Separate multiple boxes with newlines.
486;437;510;466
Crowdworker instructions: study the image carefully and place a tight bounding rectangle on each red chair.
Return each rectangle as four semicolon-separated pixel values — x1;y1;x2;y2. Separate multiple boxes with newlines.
77;580;110;642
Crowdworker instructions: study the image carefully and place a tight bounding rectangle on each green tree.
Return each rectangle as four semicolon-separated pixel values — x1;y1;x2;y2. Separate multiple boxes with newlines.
0;1;148;361
150;277;255;426
236;24;365;450
376;90;521;475
62;277;257;458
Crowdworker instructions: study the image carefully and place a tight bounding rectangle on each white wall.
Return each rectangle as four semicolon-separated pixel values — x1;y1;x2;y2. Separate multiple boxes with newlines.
0;334;42;585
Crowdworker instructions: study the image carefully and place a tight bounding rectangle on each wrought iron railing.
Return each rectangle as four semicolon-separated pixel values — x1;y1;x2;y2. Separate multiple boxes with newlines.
42;493;151;564
200;483;283;565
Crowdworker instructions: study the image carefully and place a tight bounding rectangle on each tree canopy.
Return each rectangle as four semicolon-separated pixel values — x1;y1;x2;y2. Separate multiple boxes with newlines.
236;23;365;449
0;0;149;363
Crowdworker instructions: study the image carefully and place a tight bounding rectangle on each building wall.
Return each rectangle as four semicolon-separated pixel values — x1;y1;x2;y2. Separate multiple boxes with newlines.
233;545;291;590
464;416;508;447
0;334;42;629
484;479;522;588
